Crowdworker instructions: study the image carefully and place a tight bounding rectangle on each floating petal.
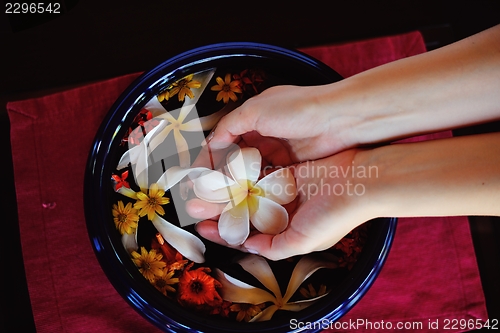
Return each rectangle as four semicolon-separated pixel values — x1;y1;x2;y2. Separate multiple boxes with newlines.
214;270;276;304
283;254;337;303
156;166;209;191
121;229;138;253
237;255;282;301
147;123;173;156
151;214;206;263
117;186;138;199
249;305;279;322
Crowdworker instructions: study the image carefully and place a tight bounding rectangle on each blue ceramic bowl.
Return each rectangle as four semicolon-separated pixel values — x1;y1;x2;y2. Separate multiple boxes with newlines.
85;42;397;333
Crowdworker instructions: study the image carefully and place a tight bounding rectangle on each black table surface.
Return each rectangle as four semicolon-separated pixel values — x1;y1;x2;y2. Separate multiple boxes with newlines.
1;1;499;332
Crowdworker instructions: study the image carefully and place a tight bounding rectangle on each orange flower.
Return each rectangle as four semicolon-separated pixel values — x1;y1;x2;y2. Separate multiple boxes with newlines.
177;264;222;309
152;233;188;271
111;170;130;191
210;73;242;103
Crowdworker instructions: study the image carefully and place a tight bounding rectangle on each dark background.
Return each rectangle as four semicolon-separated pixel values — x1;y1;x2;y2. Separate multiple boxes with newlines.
1;1;500;332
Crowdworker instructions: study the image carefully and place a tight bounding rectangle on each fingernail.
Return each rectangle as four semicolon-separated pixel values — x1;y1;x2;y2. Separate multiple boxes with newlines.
245;247;259;255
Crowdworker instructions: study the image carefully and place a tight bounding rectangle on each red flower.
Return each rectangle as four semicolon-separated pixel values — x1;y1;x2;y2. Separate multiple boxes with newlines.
151;233;188;271
233;69;265;94
177;263;223;310
111;170;130;191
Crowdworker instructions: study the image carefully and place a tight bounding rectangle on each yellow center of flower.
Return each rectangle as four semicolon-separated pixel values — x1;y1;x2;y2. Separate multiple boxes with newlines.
178;79;189;88
117;213;127;223
222;84;232;92
155;279;167;288
143;261;152;271
244;180;263;197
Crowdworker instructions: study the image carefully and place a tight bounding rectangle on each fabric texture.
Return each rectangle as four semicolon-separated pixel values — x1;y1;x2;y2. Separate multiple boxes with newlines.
8;31;487;333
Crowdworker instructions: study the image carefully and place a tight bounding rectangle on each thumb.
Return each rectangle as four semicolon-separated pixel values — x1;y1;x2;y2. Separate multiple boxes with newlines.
207;104;259;149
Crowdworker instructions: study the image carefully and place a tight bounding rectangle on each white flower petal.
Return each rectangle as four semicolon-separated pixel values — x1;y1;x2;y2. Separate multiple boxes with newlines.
118;119;168;172
124;119;169;190
172;128;191;200
227;147;261;183
156;166;209;191
249;196;289;235
281;299;321;311
173;129;190;168
177;102;193;123
117;186;137;199
121;229;138;253
117;145;141;170
193;170;237;203
214;269;276;304
218;201;250;246
237;255;282;301
249;305;279;322
148;123;173;154
144;96;168;117
256;167;297;205
282;254;336;303
285;292;330;304
151;214;206;263
181;116;204;132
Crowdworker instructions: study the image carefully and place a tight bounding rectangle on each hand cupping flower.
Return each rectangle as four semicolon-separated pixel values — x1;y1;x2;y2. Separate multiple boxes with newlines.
192;147;297;245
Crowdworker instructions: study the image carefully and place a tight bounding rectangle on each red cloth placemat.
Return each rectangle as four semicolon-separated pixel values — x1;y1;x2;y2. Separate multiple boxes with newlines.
8;31;487;333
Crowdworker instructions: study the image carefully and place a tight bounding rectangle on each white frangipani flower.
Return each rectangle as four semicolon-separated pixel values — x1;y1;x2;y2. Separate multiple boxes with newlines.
193;147;297;246
215;254;335;321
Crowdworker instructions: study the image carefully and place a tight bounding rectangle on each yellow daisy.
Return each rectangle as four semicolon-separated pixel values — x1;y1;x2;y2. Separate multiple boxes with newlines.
131;247;167;282
112;201;139;235
157;89;171;102
210;73;242;103
134;183;170;221
153;268;179;296
169;74;202;101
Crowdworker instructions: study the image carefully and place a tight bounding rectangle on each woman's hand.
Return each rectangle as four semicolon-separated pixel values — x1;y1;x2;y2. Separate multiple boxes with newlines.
188;148;374;260
205;84;359;162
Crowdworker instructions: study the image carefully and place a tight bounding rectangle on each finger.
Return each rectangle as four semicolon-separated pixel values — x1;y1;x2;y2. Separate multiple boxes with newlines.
195;220;247;251
241;131;295;166
185;198;225;220
242;227;312;261
208;104;259;148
